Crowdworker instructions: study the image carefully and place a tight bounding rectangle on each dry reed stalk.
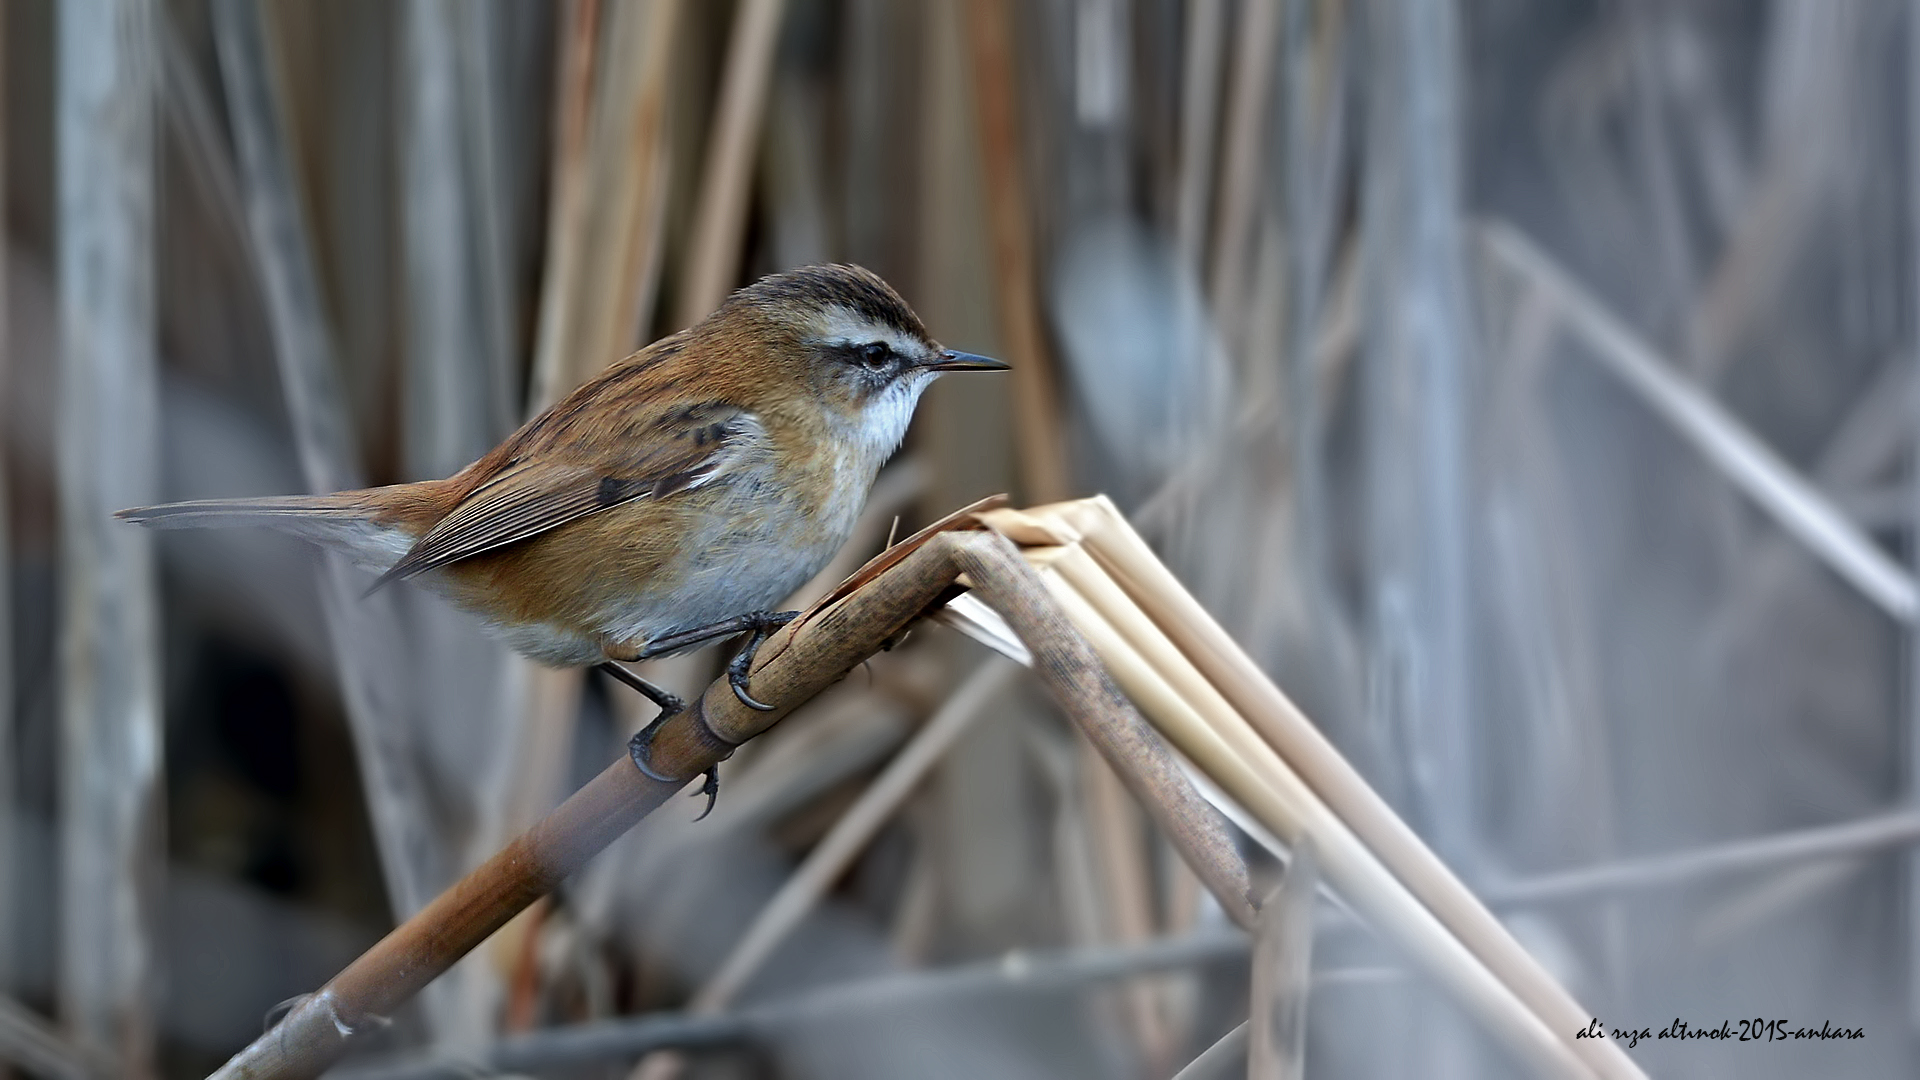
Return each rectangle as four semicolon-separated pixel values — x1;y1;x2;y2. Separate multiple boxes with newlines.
482;662;583;982
1020;549;1586;1078
1250;840;1317;1080
398;10;536;1042
888;835;940;963
691;658;1018;1011
626;658;1019;1080
1482;221;1917;624
204;510;1254;1079
1706;353;1913;652
213;0;463;959
0;10;13;1041
1682;4;1853;387
1907;1;1920;1020
336;933;1251;1079
528;0;681;406
983;497;1646;1080
500;896;550;1034
1174;0;1227;276
948;536;1259;929
503;0;678;952
961;0;1071;503
215;2;521;1045
57;3;161;1073
1362;0;1481;880
1079;740;1177;1072
401;0;516;477
676;0;788;327
525;0;600;408
1492;808;1920;907
1026;700;1113;951
1205;0;1280;335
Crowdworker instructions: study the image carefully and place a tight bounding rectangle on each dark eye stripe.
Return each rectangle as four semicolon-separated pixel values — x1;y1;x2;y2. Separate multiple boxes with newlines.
830;340;896;370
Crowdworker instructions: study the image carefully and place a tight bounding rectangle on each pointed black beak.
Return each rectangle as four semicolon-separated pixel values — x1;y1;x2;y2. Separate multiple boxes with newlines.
928;349;1010;372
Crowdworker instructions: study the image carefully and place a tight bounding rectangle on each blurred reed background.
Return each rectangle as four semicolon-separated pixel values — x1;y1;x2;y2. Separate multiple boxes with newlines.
0;0;1914;1077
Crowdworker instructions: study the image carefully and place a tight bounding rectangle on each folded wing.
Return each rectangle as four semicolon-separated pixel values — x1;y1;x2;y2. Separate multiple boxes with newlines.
371;403;762;589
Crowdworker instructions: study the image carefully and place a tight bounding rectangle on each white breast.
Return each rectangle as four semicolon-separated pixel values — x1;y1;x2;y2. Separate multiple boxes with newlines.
595;451;874;654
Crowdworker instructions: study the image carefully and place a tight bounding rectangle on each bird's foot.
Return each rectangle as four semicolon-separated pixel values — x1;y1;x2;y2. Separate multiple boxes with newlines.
692;765;722;821
603;661;687;782
725;611;797;711
630;610;798;710
602;661;729;820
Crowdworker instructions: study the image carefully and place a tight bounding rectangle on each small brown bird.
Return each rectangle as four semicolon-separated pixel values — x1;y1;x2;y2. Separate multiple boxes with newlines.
121;264;1005;808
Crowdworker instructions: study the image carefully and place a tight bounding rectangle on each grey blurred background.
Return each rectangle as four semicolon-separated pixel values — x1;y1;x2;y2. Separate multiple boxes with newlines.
1;0;1914;1077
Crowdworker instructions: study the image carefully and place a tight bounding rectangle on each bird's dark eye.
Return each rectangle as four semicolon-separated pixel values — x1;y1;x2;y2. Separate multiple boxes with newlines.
858;341;892;370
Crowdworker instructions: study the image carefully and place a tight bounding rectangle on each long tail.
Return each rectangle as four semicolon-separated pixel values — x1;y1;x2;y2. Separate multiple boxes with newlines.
117;494;414;575
116;493;364;529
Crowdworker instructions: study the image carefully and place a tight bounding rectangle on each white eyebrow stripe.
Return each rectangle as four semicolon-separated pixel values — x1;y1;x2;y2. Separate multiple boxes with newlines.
814;306;925;358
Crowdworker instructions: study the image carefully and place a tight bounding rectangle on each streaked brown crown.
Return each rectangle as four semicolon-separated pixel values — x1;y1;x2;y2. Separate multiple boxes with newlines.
716;264;931;344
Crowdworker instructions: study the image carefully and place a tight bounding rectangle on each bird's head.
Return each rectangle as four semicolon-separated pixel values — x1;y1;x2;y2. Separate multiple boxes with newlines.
701;264;1007;456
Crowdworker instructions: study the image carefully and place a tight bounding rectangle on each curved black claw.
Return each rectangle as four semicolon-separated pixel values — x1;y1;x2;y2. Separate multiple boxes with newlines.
726;611;797;712
730;667;777;711
692;765;722;821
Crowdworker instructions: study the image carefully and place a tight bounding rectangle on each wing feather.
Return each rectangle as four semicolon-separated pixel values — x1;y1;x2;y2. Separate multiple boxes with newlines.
370;404;759;589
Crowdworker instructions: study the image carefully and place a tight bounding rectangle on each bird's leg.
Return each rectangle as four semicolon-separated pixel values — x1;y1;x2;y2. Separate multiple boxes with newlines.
597;662;722;821
597;661;684;715
636;609;800;660
637;610;798;712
